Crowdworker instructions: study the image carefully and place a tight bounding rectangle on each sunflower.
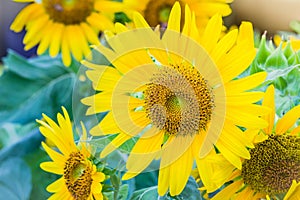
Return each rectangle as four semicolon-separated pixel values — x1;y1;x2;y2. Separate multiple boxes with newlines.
10;0;128;66
206;85;300;200
81;2;268;196
123;0;232;30
37;107;105;200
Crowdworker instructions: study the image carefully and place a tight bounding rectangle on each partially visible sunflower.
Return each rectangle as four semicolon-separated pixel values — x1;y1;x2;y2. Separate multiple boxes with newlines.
10;0;128;66
274;34;300;50
37;107;106;200
205;85;300;200
81;2;268;196
123;0;233;30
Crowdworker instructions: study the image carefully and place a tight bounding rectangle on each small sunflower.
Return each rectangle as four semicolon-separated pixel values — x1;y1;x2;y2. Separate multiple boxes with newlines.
10;0;128;66
123;0;232;30
207;85;300;200
81;2;268;196
37;107;105;200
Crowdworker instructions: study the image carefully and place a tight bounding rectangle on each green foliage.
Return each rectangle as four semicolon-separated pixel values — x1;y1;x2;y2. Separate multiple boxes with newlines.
25;148;58;199
0;122;37;150
0;158;32;200
130;176;201;200
0;50;76;124
243;34;300;117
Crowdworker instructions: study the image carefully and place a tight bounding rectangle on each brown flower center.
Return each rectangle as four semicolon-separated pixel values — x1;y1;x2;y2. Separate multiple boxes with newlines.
64;151;93;200
144;64;214;136
42;0;94;25
144;0;185;27
241;135;300;195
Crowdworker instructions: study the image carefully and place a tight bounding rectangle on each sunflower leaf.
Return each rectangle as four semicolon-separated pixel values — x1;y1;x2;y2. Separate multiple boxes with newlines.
0;122;37;150
0;49;75;124
0;157;32;200
130;186;159;200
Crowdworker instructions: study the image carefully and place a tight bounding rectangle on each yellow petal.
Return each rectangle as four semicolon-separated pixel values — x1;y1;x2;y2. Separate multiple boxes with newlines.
80;22;100;45
211;180;243;200
124;131;164;175
284;180;300;200
10;4;41;32
237;21;254;47
219;41;256;83
226;91;265;105
100;133;132;158
23;14;49;44
167;2;181;32
201;14;222;53
182;5;192;36
66;25;83;61
94;111;120;135
133;12;150;28
40;161;64;175
262;85;275;134
37;21;54;55
276;105;300;135
169;147;194;196
49;24;64;57
61;29;72;66
81;92;112;115
216;140;242;169
158;165;170;196
211;29;238;63
41;142;65;166
225;72;267;94
46;177;65;192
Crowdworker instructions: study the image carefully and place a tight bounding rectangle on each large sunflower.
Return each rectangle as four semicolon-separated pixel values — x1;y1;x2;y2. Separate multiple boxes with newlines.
81;2;268;196
206;85;300;200
123;0;233;30
10;0;128;66
37;107;105;200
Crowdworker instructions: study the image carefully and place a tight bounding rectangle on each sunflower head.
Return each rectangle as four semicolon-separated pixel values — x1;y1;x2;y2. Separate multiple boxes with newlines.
37;107;106;200
208;85;300;199
241;134;300;195
80;1;268;197
124;0;233;31
10;0;129;66
42;0;95;25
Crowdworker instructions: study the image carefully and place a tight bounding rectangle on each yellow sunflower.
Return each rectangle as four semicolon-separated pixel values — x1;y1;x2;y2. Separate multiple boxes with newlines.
37;107;106;200
206;85;300;200
123;0;233;31
10;0;128;66
81;2;268;196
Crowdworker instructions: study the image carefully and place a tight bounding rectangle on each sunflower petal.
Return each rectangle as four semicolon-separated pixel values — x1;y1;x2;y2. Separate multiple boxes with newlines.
276;105;300;134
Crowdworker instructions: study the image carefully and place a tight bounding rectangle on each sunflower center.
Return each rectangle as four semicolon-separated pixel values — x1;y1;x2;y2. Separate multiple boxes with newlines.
144;0;184;27
144;64;214;136
42;0;94;25
241;135;300;195
64;151;93;200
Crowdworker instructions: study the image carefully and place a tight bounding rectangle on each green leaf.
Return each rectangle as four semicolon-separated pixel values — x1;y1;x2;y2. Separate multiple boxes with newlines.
265;45;288;70
25;148;58;199
0;128;43;162
174;177;202;200
104;184;129;200
130;186;159;200
0;158;32;200
0;122;37;150
0;50;75;124
255;34;272;65
283;42;294;59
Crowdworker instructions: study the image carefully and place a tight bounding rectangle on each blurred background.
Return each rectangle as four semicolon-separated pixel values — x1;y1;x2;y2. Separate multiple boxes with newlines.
1;0;300;62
